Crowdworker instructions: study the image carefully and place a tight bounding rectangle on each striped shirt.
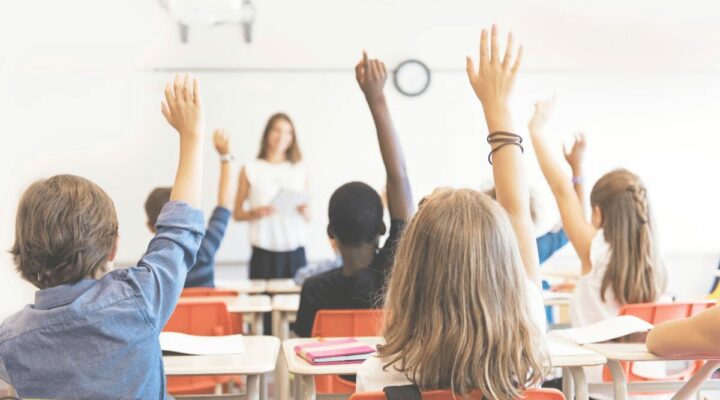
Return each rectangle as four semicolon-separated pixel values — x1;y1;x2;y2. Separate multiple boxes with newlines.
184;207;231;288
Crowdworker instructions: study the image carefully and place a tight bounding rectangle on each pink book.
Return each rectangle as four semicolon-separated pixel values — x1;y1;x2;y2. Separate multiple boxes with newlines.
294;338;376;365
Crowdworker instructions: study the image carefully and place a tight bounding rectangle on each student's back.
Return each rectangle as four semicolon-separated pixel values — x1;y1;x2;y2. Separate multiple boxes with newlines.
0;74;207;399
294;53;414;338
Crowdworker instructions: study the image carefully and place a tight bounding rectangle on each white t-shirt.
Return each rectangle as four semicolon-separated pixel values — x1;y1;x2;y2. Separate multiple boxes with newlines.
569;229;619;328
244;159;308;252
356;279;547;392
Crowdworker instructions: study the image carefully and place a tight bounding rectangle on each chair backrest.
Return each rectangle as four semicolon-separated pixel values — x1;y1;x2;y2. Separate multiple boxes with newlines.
350;388;565;400
181;287;240;297
164;302;232;336
311;309;385;337
618;301;716;324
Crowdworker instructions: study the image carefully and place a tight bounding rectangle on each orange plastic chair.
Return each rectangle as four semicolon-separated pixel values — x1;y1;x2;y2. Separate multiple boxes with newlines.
310;309;385;394
180;288;245;333
164;302;235;395
350;388;565;400
180;287;240;297
601;301;716;385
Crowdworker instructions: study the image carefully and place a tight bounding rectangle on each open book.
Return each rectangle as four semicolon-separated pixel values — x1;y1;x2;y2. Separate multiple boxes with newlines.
549;315;654;345
160;332;245;355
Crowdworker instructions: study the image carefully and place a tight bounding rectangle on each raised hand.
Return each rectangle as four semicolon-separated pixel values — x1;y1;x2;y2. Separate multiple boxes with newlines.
161;73;204;139
528;97;555;136
564;133;587;173
213;128;230;155
355;51;387;103
466;25;523;131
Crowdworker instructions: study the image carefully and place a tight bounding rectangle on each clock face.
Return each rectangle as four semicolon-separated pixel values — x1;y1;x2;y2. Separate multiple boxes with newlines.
393;60;431;97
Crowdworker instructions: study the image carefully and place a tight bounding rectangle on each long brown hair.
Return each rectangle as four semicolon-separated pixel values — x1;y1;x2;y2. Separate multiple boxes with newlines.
257;113;302;163
590;169;665;304
379;188;547;399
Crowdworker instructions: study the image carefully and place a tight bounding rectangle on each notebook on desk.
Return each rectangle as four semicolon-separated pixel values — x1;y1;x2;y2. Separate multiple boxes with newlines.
294;338;376;365
549;315;654;345
160;332;245;355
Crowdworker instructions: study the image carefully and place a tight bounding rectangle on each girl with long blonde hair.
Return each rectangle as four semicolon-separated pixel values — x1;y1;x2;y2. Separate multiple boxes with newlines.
356;26;549;400
528;98;666;327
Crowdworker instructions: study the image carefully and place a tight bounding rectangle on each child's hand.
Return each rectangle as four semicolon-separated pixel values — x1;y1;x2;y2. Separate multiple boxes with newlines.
466;25;522;114
528;97;555;135
214;128;230;155
564;133;587;173
355;51;387;103
161;73;204;139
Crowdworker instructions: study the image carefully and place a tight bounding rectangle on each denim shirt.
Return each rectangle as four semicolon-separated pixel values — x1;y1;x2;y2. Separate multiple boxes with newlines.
0;201;204;399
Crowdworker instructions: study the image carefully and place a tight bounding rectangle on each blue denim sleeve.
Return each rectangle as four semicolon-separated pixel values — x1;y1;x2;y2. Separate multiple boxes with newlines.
536;228;569;264
127;201;205;331
0;358;8;384
184;207;231;288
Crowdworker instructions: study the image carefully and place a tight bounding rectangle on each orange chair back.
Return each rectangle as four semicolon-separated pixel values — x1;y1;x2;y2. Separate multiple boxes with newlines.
603;301;716;384
310;309;385;394
164;302;233;395
311;309;385;337
181;287;240;297
350;388;565;400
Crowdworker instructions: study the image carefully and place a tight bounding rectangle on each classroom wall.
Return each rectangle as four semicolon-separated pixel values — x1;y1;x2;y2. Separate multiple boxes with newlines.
1;0;719;310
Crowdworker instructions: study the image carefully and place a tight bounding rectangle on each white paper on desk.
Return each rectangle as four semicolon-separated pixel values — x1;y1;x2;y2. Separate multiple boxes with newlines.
160;332;245;355
549;315;654;345
271;189;309;216
548;340;599;357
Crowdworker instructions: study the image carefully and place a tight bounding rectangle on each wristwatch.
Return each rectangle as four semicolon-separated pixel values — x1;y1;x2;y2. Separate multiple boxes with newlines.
220;153;235;163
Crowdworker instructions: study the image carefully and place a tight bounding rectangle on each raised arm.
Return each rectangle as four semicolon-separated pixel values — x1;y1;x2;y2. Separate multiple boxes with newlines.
161;73;204;207
355;51;414;222
647;306;720;358
564;132;587;212
466;26;540;286
528;99;595;272
214;128;234;210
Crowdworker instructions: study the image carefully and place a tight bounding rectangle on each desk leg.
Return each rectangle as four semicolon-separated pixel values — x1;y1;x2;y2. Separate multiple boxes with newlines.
607;360;628;400
253;312;264;335
301;375;316;400
260;373;267;400
277;345;290;400
562;367;574;399
568;367;589;400
293;372;302;400
247;375;260;400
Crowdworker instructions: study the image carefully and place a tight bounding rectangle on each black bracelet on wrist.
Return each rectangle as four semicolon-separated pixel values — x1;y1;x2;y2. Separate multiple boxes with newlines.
488;141;524;165
487;131;523;144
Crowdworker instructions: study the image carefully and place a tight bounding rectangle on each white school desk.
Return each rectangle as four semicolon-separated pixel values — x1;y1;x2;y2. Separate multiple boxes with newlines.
215;279;269;294
273;294;301;400
283;337;606;400
178;294;272;335
164;335;279;400
584;342;720;399
267;278;303;294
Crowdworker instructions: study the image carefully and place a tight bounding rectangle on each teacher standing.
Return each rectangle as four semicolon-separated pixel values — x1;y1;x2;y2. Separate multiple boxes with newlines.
233;113;310;279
